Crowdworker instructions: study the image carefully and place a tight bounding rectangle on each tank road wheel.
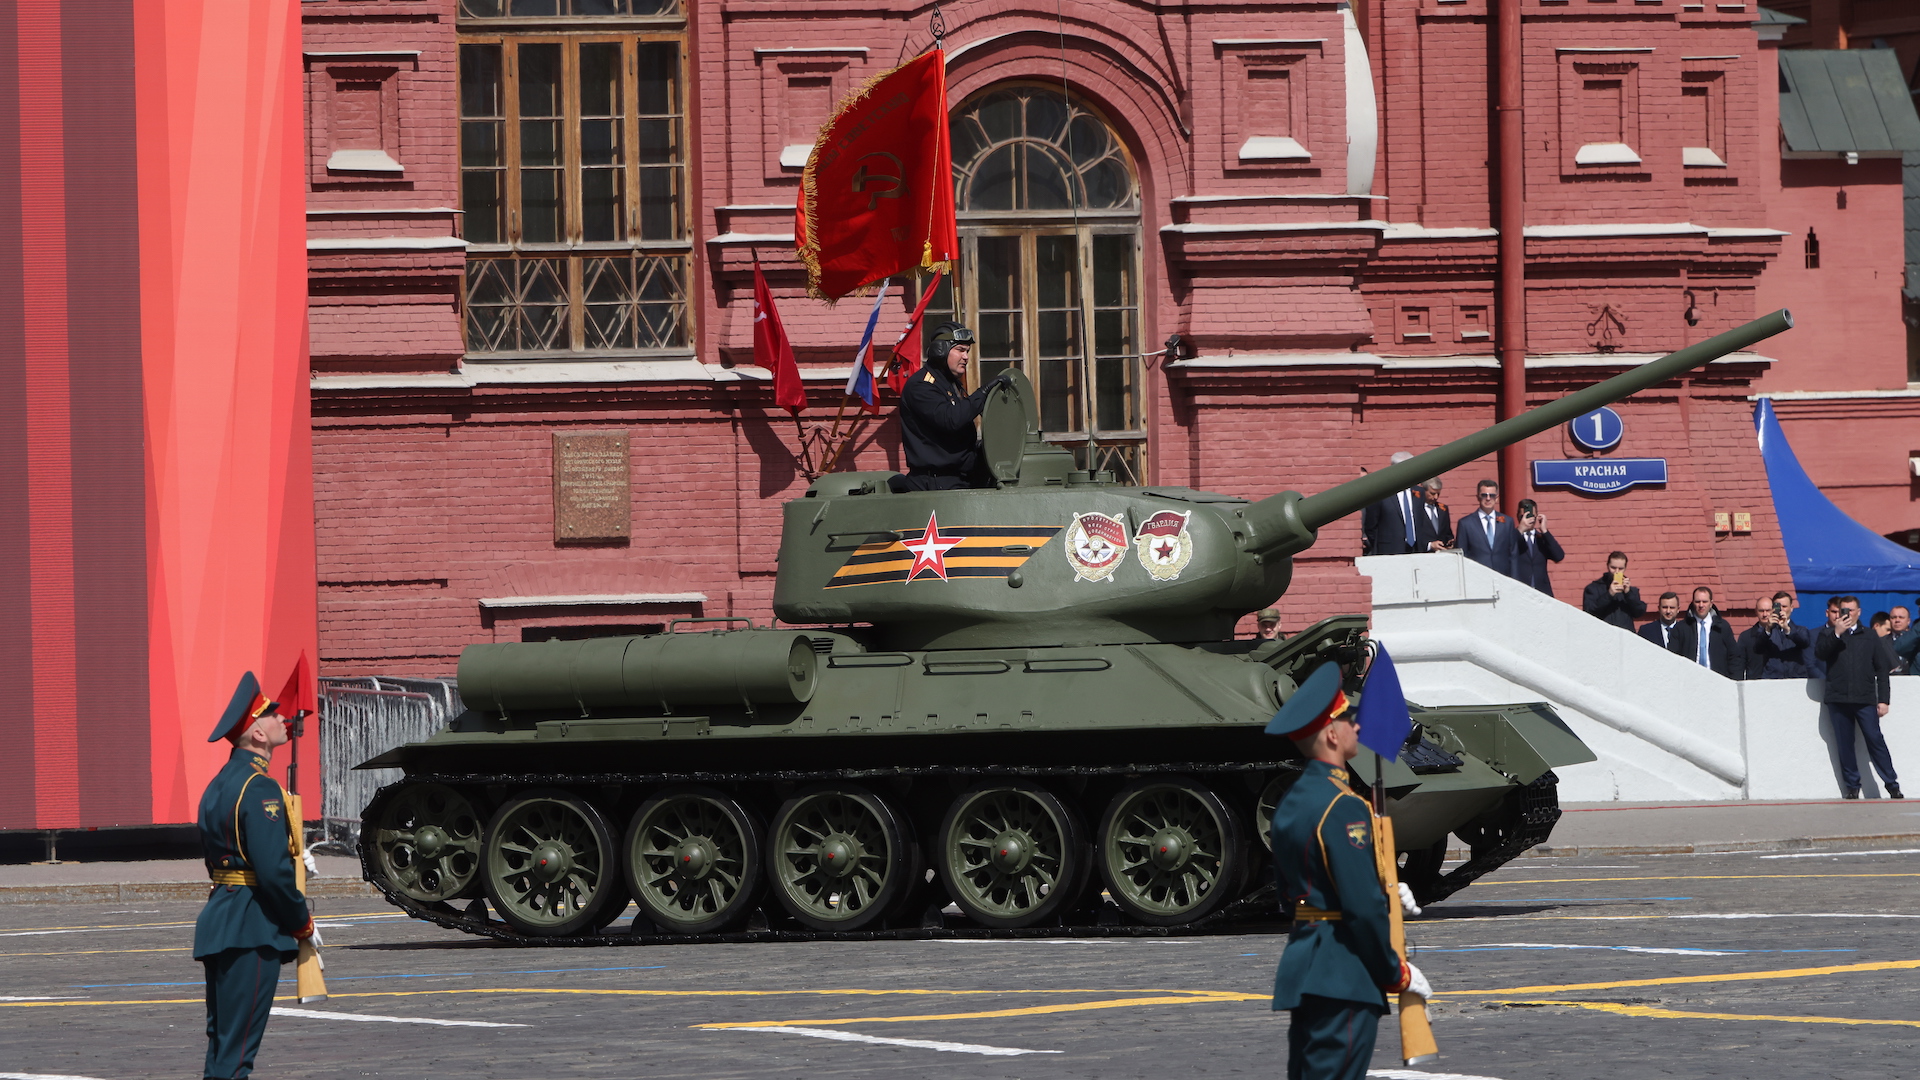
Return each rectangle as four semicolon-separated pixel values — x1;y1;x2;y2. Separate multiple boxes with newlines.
624;787;764;934
937;782;1088;929
767;784;913;932
1097;777;1246;927
1254;769;1303;853
367;783;483;904
483;790;623;937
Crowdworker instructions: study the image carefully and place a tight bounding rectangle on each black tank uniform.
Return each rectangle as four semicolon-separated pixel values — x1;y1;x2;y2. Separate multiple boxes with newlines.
894;361;992;490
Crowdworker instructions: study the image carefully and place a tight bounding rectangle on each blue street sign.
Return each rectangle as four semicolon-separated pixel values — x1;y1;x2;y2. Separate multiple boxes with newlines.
1568;406;1624;451
1532;458;1668;494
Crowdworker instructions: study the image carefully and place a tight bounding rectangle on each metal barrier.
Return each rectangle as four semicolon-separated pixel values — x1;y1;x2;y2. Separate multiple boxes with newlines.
317;676;464;848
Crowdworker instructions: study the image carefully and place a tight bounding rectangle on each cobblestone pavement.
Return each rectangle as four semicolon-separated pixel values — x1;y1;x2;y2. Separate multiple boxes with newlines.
1;849;1915;1079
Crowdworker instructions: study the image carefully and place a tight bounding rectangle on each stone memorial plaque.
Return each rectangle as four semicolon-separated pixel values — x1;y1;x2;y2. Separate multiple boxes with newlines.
553;432;631;542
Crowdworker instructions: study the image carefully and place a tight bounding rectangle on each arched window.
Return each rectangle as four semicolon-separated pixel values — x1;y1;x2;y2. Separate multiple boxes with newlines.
924;85;1146;482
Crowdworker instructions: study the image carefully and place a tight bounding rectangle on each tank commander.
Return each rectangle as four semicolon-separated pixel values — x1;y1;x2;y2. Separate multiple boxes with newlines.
196;672;315;1080
888;321;1013;492
1265;664;1430;1080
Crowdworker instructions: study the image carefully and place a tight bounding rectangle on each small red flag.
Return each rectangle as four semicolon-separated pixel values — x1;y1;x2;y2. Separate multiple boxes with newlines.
886;269;943;397
275;652;311;717
795;49;958;300
754;257;805;415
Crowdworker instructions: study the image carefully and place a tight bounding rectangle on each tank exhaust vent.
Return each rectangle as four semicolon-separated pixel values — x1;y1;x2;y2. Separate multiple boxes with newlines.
809;637;836;655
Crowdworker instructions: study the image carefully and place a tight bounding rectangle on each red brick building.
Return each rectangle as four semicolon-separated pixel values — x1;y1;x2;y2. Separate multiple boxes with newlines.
1749;2;1920;542
302;0;1912;680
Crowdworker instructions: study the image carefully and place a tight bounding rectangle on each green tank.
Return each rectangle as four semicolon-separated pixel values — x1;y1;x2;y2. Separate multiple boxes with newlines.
356;311;1792;942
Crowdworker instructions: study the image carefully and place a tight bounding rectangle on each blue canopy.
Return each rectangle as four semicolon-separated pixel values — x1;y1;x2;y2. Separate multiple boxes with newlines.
1756;399;1920;610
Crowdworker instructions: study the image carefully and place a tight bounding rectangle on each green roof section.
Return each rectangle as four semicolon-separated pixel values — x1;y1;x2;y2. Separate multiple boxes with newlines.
1779;50;1920;155
1755;7;1807;24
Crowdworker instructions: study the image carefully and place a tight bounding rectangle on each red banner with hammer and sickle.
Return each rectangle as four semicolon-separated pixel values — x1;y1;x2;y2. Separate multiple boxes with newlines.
795;49;957;301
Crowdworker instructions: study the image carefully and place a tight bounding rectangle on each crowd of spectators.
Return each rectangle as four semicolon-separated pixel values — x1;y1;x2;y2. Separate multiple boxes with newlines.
1353;461;1907;797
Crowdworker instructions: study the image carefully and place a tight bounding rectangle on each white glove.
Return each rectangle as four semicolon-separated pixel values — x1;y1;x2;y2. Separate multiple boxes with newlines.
1398;881;1422;918
1402;961;1432;1002
303;844;319;875
307;923;325;951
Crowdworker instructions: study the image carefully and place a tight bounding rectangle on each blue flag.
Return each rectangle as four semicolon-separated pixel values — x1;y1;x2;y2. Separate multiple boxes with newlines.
1355;645;1413;760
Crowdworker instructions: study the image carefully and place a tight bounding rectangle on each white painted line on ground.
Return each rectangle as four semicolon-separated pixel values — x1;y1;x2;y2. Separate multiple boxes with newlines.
0;928;150;939
270;1007;525;1028
1758;848;1920;859
1415;943;1737;956
0;997;80;1002
731;1026;1061;1056
0;1073;114;1080
1368;1071;1506;1080
1669;912;1920;919
929;939;1195;945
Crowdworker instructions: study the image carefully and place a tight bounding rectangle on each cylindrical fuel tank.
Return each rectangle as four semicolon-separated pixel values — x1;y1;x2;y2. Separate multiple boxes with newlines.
457;630;818;714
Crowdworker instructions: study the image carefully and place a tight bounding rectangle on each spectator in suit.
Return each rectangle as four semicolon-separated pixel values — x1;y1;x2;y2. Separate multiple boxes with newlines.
1814;595;1899;799
1511;499;1564;596
1888;605;1920;673
1360;452;1444;556
1672;586;1741;678
1582;551;1647;630
1455;479;1520;577
1639;591;1685;650
1420;478;1454;548
1742;590;1812;679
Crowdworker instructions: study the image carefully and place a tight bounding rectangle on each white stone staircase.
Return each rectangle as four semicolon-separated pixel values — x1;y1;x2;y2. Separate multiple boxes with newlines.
1359;552;1920;801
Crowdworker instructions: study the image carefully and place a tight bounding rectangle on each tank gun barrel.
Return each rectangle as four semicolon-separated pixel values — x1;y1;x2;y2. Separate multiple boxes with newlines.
1236;310;1793;560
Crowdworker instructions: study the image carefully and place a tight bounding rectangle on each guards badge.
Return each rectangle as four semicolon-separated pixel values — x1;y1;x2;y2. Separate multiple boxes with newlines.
1133;510;1194;581
1064;511;1129;582
1346;819;1369;848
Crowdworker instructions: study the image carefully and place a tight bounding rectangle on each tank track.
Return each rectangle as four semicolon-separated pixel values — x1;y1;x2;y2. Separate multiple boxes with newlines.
1418;770;1562;904
360;872;1289;948
358;766;1560;944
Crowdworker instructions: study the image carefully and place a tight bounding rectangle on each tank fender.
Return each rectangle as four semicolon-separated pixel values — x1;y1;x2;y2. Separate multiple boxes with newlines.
1419;703;1595;785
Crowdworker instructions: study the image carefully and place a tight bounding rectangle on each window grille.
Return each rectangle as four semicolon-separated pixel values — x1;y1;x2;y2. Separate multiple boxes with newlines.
457;21;689;357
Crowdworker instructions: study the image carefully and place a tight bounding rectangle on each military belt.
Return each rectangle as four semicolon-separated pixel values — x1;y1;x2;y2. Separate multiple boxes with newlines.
1293;904;1342;922
210;869;258;887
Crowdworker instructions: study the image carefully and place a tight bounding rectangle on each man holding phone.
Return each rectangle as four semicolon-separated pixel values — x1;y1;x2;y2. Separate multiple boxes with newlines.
1742;590;1812;679
1582;551;1646;630
1512;499;1564;597
1814;596;1900;799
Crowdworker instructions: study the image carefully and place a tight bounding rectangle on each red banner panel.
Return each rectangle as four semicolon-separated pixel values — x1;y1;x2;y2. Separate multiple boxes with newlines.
0;0;315;830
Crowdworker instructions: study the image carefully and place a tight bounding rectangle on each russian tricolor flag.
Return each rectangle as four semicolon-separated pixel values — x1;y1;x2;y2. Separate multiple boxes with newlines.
844;281;891;414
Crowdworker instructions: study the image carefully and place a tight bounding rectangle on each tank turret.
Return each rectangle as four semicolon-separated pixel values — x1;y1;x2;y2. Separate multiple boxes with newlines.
772;310;1793;649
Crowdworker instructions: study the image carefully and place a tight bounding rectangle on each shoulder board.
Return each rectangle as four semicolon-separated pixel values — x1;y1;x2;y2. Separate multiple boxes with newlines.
1334;788;1369;810
921;371;935;382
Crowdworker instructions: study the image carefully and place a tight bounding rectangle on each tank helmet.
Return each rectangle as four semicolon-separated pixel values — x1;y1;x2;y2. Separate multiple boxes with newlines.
926;321;975;364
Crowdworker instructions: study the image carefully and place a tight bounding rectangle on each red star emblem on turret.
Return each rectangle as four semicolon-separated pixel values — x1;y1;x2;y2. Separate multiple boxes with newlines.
901;510;964;580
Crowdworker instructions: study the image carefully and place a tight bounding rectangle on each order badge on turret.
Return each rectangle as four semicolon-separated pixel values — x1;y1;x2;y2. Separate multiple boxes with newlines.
1134;510;1194;581
1065;511;1129;582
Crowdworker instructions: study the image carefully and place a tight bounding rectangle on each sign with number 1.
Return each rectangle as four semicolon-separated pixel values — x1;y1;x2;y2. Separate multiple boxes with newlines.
1568;406;1624;451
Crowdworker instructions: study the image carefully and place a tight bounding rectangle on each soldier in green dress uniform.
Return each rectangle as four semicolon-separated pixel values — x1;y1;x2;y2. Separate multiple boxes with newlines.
1265;663;1432;1080
195;672;315;1080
